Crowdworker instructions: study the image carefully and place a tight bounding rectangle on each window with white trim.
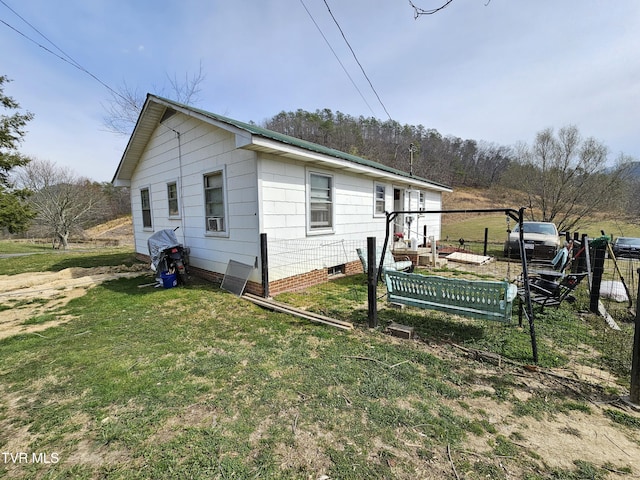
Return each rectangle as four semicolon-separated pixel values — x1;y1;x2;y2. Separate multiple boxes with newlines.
204;171;226;233
309;172;333;231
374;183;386;215
167;182;179;217
141;188;152;229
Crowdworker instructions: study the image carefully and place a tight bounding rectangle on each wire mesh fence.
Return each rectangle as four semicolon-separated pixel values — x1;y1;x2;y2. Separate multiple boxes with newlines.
266;238;367;295
265;218;639;395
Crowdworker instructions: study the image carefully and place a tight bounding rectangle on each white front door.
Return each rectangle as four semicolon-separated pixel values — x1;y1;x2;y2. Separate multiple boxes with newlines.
393;188;404;236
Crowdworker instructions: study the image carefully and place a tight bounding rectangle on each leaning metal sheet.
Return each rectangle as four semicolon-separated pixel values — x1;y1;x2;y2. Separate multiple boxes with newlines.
221;260;254;296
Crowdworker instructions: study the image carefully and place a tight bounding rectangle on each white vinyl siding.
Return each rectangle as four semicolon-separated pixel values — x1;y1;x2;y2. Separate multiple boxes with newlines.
126;105;446;286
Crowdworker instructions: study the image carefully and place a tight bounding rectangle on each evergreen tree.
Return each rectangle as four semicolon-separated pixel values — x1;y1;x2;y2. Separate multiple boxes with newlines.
0;76;35;233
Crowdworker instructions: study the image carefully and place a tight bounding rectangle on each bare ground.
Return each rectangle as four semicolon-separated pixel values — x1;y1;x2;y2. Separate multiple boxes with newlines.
2;215;640;477
83;215;135;247
2;262;640;477
0;264;149;340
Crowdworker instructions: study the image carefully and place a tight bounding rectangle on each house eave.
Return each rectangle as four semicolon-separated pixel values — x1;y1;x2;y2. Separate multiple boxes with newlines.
111;98;168;184
243;136;452;192
111;94;453;194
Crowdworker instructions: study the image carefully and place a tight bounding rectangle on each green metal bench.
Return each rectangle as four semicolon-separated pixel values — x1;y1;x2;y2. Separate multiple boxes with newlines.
384;270;517;323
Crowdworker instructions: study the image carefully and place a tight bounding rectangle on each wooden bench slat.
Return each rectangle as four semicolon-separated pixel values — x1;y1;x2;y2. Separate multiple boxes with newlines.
384;270;516;323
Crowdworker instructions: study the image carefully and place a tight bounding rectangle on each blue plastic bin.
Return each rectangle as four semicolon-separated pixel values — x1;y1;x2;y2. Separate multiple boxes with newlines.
160;271;178;289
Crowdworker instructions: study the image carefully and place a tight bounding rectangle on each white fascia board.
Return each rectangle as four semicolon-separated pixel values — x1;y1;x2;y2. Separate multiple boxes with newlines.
151;98;250;140
246;136;451;193
235;131;253;148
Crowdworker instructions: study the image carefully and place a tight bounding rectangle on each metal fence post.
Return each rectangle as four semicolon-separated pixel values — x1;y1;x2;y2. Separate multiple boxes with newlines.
589;241;606;313
576;233;588;273
260;233;269;298
630;268;640;404
483;227;489;256
367;236;378;328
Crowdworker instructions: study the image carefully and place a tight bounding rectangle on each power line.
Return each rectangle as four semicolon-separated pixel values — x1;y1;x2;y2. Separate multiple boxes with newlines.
0;0;133;107
0;0;83;70
322;0;393;122
298;0;377;118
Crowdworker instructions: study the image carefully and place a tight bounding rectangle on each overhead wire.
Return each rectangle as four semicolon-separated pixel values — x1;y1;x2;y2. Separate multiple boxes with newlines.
321;0;393;122
0;0;83;69
318;0;403;160
3;0;394;122
0;0;134;107
298;0;377;118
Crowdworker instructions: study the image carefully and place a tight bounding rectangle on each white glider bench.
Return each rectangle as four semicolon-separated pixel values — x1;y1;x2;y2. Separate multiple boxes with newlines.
356;247;413;276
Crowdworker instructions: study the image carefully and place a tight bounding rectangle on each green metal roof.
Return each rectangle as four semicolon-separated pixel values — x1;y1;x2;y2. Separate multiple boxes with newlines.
150;94;451;190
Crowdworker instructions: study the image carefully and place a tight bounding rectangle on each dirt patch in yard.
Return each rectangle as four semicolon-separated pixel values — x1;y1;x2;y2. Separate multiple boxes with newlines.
83;216;135;247
0;264;149;340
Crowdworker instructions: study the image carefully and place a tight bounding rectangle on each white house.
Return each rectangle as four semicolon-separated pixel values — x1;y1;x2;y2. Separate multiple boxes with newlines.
112;95;452;295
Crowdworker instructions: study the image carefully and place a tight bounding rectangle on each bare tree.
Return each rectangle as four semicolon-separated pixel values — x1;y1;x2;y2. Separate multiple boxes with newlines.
408;0;454;17
408;0;490;18
503;125;631;232
16;159;106;248
102;63;206;136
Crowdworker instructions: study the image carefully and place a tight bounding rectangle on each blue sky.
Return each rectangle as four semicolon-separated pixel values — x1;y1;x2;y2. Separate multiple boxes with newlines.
2;0;639;182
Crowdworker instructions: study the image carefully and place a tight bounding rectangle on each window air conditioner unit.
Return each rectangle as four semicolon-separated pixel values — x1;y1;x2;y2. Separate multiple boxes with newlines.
207;216;224;232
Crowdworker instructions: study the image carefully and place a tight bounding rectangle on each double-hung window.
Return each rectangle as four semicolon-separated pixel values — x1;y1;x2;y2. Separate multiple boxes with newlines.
309;172;333;232
141;188;152;229
167;182;179;217
374;183;386;215
204;171;226;233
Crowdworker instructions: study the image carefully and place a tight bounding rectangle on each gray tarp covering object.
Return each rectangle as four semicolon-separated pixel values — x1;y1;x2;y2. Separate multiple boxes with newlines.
147;229;181;270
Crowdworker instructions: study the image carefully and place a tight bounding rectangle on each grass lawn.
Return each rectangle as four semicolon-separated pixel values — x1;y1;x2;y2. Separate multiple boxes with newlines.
0;245;139;275
440;214;640;247
1;249;639;479
0;240;56;255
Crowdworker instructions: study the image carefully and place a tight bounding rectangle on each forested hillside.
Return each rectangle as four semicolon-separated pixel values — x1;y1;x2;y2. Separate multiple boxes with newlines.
263;109;511;188
262;109;638;230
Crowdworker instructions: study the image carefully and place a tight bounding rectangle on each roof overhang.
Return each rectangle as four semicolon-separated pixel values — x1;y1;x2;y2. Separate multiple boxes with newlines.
112;96;257;186
112;94;452;194
241;136;451;192
112;99;167;186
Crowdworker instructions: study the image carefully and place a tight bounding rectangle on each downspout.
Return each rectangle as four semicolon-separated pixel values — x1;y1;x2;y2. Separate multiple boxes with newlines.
175;130;186;239
160;119;187;244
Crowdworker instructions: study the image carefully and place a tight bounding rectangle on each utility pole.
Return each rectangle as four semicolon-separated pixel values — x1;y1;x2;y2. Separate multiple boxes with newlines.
631;268;640;404
409;143;416;176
